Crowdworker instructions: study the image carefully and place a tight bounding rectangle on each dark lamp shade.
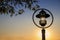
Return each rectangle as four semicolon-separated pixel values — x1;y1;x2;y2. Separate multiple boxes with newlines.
36;10;50;18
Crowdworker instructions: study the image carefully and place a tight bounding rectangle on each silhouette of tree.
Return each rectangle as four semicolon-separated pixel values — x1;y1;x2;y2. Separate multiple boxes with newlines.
0;0;40;17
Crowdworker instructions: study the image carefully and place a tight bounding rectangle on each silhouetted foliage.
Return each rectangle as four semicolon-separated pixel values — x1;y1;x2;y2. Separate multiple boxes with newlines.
0;0;40;17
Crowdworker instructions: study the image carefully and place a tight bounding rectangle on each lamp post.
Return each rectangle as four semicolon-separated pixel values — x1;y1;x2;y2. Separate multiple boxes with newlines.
32;8;54;40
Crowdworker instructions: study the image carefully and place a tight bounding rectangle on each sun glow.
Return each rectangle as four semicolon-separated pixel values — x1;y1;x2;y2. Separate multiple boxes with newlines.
37;29;51;39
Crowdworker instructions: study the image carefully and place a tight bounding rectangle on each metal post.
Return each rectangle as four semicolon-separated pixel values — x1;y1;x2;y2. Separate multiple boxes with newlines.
42;28;45;40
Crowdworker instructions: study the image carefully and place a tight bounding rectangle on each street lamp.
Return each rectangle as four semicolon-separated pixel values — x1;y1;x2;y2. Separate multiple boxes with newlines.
32;8;54;40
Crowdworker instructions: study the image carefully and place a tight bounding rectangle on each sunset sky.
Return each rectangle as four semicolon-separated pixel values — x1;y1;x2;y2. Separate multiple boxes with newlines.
0;0;60;40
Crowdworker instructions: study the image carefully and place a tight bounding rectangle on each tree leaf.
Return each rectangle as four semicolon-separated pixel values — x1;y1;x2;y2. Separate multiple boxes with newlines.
18;9;24;14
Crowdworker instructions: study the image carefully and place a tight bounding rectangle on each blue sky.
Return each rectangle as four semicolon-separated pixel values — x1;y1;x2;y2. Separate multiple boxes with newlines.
0;0;60;40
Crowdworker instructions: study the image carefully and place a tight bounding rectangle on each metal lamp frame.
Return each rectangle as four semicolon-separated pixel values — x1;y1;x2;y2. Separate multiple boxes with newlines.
32;8;54;28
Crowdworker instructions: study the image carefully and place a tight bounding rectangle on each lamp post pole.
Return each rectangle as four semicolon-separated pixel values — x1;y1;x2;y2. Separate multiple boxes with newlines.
42;28;45;40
